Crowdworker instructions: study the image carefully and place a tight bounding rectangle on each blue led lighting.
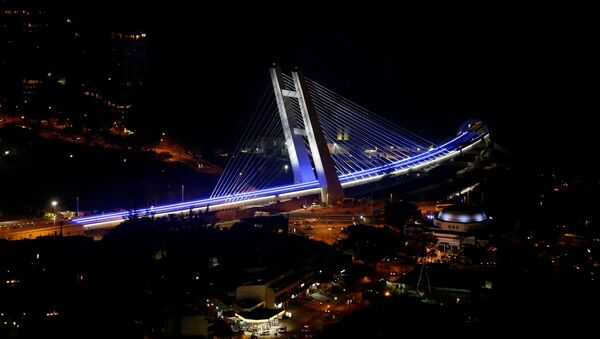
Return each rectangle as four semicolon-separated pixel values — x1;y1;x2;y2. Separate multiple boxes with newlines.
74;131;487;225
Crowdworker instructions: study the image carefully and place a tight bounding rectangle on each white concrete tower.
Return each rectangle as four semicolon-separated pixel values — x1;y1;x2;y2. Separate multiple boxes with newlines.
270;65;344;204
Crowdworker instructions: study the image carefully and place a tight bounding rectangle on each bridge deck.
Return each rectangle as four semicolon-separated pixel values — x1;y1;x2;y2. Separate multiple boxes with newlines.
72;130;489;228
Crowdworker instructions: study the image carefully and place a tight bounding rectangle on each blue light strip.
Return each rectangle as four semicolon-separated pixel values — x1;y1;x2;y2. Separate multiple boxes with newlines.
73;131;486;225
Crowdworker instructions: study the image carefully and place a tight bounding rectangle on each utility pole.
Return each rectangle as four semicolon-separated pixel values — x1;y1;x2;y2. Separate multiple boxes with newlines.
181;185;185;203
416;262;424;294
76;196;79;217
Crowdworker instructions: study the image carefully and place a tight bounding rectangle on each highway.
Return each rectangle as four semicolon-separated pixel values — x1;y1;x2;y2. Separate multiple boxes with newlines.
0;222;84;240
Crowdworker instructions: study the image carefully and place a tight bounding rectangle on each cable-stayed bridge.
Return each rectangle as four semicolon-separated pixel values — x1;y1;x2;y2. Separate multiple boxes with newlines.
73;66;490;228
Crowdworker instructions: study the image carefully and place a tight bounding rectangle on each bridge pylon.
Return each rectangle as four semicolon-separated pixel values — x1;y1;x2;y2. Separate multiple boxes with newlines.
270;65;344;204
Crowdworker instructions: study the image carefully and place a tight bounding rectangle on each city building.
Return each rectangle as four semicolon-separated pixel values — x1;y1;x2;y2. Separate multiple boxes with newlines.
233;270;313;333
81;30;147;114
429;204;489;250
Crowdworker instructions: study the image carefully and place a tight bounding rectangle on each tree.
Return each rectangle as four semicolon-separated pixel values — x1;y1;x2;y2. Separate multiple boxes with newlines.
212;317;234;338
384;200;419;229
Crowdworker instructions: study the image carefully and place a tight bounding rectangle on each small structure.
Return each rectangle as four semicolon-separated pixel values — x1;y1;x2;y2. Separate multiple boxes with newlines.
234;284;285;334
433;204;487;232
429;204;489;251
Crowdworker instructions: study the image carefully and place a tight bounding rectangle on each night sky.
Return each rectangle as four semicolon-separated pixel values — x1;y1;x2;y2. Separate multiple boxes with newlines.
22;2;600;170
150;29;595;172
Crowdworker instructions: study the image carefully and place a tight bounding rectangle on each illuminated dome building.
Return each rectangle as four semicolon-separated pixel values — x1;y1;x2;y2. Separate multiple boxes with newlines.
430;204;489;250
434;204;488;232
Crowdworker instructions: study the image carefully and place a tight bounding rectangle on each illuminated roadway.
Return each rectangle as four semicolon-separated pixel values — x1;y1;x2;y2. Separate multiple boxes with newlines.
73;128;489;228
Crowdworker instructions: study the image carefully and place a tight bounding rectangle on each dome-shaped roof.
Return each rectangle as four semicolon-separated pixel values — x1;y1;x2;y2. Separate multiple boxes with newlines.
437;204;487;223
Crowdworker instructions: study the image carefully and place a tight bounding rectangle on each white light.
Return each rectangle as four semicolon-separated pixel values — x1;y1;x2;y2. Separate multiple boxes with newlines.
51;201;58;207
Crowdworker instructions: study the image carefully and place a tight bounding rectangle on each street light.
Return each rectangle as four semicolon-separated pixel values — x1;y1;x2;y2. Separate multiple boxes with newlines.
51;200;58;227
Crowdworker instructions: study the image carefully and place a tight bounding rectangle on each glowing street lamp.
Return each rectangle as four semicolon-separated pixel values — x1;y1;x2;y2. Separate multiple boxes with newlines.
51;201;58;227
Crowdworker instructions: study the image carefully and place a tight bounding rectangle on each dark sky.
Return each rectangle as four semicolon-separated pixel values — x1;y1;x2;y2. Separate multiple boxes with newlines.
23;2;600;171
144;29;595;171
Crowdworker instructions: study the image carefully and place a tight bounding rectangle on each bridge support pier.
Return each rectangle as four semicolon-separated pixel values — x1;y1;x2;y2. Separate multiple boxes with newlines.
270;65;344;204
270;66;316;184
